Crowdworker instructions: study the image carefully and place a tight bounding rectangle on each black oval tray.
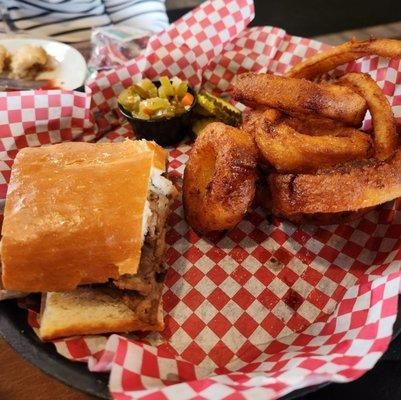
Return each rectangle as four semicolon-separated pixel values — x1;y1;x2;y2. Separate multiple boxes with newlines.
1;298;400;400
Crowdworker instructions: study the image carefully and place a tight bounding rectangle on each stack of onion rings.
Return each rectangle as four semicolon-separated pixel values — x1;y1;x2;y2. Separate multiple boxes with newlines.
183;38;401;231
236;39;401;225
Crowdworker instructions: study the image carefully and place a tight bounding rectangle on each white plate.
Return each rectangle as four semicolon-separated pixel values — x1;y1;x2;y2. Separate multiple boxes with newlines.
0;37;87;90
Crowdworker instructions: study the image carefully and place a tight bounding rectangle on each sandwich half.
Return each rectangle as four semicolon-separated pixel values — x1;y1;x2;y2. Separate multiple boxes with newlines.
1;139;177;340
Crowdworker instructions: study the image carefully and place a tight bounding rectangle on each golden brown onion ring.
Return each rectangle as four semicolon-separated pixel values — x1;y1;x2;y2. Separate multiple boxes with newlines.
339;72;398;161
256;181;373;225
286;38;401;80
183;122;258;233
233;73;367;126
242;109;351;138
283;113;354;137
268;149;401;217
253;114;372;174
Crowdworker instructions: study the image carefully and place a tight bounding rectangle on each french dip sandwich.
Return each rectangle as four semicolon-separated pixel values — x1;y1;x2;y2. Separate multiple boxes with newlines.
1;139;177;340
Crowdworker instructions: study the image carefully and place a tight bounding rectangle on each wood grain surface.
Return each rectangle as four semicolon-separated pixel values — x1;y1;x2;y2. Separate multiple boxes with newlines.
0;338;95;400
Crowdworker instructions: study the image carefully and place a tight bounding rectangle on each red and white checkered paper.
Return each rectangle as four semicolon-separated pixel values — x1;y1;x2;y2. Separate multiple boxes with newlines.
3;0;401;399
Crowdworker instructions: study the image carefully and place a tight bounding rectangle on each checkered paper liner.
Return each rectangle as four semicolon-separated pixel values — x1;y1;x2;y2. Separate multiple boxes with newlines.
2;0;401;399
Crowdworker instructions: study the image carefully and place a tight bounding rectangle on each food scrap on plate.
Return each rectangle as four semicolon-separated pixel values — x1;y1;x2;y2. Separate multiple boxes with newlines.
0;44;54;80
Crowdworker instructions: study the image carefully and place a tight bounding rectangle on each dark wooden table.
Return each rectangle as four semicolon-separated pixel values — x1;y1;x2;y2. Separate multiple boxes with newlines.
0;339;94;400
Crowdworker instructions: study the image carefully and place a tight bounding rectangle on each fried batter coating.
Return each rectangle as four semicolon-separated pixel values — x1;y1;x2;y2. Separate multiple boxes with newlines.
268;149;401;217
283;113;353;136
256;182;373;225
247;108;372;173
339;72;397;161
233;73;368;126
183;122;258;233
286;38;401;80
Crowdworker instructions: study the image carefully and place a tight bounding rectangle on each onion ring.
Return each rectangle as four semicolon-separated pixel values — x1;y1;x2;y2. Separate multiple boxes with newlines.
183;122;258;233
256;181;373;225
338;72;398;161
242;109;352;138
253;112;372;173
267;149;401;217
286;38;401;80
233;73;367;126
283;113;353;136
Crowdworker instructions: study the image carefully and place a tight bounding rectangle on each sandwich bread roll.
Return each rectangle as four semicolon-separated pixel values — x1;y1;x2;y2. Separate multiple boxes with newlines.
1;139;177;340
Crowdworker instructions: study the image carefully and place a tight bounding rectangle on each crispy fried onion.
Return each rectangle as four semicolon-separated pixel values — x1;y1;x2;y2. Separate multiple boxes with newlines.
339;72;398;161
183;122;258;233
268;149;401;218
286;38;401;80
233;72;367;126
252;108;372;173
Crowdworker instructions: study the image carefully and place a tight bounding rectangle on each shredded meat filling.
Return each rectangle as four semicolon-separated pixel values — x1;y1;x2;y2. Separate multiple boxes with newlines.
113;189;170;295
104;186;173;324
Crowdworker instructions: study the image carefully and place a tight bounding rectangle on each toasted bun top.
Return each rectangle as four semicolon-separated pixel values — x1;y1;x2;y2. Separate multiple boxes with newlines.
1;139;167;292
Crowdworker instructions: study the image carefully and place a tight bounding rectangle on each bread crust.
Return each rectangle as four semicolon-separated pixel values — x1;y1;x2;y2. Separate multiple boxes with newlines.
39;289;164;340
40;318;163;341
1;140;167;292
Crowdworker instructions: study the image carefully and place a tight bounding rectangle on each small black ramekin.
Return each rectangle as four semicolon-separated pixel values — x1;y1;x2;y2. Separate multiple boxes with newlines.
118;84;196;147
